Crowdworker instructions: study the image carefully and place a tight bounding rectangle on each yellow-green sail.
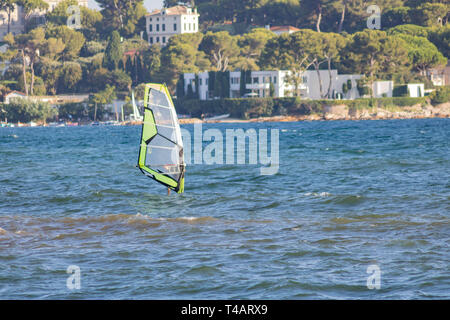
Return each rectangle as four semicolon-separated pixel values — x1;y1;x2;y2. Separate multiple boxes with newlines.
137;83;185;193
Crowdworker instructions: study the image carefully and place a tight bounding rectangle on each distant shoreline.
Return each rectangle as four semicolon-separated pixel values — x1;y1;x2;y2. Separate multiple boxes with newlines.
179;114;450;124
2;114;449;128
2;102;449;127
180;102;450;124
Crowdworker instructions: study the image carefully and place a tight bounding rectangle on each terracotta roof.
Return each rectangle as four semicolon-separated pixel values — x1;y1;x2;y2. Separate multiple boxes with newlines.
124;49;140;56
270;26;301;32
5;90;26;96
146;5;197;17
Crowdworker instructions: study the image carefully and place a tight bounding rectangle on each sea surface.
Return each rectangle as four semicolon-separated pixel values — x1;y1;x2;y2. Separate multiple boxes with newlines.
0;119;449;299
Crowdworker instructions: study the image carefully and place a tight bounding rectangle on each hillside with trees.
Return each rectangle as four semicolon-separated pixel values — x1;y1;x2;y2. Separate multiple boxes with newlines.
0;0;448;101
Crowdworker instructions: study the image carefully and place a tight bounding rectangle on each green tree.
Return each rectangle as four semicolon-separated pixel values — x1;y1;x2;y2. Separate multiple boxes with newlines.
42;37;65;61
159;33;209;91
142;44;161;82
106;69;132;92
8;28;46;95
103;31;122;70
91;84;116;121
397;34;447;75
199;31;240;71
238;28;275;70
46;0;103;41
320;32;348;98
387;24;429;37
96;0;147;38
301;0;330;32
340;30;410;96
428;25;450;59
382;7;411;28
17;0;48;19
59;62;82;92
87;67;110;91
259;32;317;96
4;99;56;123
38;59;62;95
46;25;85;61
410;2;449;27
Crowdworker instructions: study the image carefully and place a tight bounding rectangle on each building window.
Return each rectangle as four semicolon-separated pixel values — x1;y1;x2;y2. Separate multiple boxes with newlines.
156;37;159;42
162;24;165;31
253;77;259;84
188;23;191;31
149;37;153;44
149;24;152;32
206;79;209;85
162;36;166;43
157;18;159;21
184;23;186;31
199;79;202;85
156;24;159;31
150;18;152;22
273;76;277;84
231;77;240;84
174;23;177;31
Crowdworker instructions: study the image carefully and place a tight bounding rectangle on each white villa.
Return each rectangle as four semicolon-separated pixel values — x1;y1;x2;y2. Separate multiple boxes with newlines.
0;0;88;40
182;70;425;100
183;70;367;100
145;5;199;46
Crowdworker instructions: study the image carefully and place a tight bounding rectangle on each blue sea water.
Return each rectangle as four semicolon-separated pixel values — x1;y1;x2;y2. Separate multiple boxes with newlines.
0;119;449;299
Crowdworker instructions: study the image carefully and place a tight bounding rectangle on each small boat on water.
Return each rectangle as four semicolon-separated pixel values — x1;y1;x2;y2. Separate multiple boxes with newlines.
203;114;230;121
48;122;66;127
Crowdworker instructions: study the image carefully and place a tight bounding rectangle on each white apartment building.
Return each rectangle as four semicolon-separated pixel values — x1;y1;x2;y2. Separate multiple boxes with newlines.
183;70;365;100
0;0;88;40
145;5;199;46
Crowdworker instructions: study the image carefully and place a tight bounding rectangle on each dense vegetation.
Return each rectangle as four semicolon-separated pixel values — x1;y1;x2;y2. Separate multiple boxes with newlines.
0;0;448;111
174;95;446;119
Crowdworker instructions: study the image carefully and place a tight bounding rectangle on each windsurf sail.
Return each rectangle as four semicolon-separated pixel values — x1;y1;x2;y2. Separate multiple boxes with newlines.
137;83;185;193
130;90;143;121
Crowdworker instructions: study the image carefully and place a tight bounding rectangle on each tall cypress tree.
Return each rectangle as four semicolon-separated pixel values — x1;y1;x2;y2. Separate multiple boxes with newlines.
136;55;144;84
125;55;133;76
240;70;246;97
194;74;199;99
176;73;185;99
118;59;124;71
103;31;122;71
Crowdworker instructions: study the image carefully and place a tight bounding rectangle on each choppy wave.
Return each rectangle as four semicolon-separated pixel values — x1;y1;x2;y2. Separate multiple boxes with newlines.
0;119;449;299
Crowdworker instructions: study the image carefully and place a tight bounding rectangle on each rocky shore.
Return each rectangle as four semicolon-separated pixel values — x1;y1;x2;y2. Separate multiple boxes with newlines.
179;102;450;124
